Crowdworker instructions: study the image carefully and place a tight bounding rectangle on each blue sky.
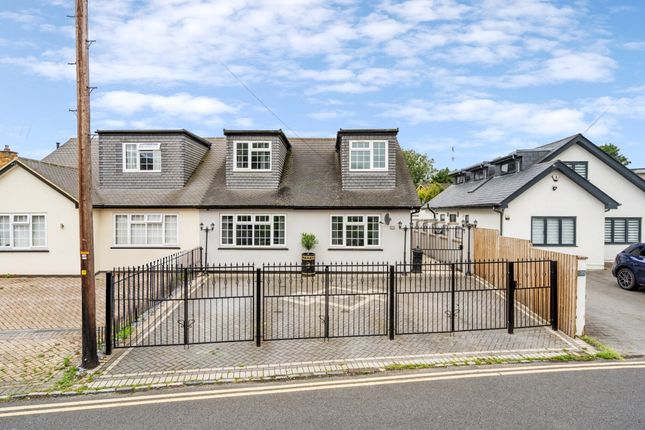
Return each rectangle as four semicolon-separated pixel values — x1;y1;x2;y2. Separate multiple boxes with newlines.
1;0;644;170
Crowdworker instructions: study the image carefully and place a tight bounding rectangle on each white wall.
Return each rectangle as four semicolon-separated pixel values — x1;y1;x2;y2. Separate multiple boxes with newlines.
557;144;645;261
0;166;80;275
504;173;606;269
199;209;411;265
93;208;201;271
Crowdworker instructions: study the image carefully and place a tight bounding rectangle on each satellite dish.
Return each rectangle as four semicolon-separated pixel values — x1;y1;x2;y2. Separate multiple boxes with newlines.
384;213;391;225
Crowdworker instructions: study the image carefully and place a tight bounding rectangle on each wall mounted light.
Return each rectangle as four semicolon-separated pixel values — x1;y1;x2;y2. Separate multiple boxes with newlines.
551;174;560;182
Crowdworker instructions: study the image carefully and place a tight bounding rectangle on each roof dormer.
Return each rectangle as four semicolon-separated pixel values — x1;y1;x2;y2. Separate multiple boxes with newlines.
336;128;398;189
224;129;291;189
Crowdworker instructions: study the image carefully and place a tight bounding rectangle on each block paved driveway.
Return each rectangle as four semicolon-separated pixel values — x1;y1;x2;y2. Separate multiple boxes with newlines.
585;270;645;356
0;276;105;396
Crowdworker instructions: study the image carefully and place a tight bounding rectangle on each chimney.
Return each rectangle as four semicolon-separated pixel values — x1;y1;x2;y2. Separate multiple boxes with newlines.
56;142;60;149
0;145;18;168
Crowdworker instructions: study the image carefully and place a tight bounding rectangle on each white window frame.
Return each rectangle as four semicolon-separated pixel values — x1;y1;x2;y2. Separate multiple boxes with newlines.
348;140;388;172
329;214;381;248
233;141;272;172
122;142;162;173
219;214;287;247
0;213;48;250
112;214;179;247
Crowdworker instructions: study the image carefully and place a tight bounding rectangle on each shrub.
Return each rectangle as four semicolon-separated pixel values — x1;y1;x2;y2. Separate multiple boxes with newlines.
301;233;318;252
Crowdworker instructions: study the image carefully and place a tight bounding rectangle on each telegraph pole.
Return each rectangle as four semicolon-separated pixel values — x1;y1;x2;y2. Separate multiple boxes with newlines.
76;0;98;369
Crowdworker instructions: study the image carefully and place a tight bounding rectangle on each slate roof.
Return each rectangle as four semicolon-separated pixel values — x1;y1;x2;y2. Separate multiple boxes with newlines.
14;134;420;209
427;134;623;210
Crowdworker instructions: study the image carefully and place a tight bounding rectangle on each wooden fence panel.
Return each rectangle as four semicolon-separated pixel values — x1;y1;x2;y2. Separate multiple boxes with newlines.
473;228;580;337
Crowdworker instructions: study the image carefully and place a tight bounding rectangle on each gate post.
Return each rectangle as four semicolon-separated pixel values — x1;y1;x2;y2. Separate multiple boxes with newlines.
105;271;114;355
255;268;262;347
507;261;515;334
389;265;395;340
550;260;558;331
183;267;189;346
324;266;330;339
450;263;456;332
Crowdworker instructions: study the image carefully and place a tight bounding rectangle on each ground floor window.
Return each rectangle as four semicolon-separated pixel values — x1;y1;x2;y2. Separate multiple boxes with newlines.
605;218;641;244
531;217;576;246
330;215;380;247
0;214;47;249
220;214;286;247
114;214;178;246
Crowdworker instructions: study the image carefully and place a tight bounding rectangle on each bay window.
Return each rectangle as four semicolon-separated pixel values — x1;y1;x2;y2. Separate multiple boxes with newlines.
0;214;47;249
330;215;380;247
220;214;286;247
114;214;178;246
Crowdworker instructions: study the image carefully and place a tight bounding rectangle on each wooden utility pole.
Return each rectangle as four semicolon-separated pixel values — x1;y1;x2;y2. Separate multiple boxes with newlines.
76;0;98;369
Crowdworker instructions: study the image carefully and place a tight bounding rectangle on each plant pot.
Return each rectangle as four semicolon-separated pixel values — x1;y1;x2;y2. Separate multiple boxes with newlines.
301;252;315;276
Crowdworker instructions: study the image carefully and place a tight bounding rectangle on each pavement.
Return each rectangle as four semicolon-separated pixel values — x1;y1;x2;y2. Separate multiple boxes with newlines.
0;276;105;396
2;361;644;429
585;270;645;357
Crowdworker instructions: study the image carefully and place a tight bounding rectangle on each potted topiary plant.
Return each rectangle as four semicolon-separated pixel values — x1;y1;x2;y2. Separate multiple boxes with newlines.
301;233;318;276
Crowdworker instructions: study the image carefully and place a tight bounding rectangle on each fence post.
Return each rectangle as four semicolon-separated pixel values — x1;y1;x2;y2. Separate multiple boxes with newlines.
550;260;558;331
105;271;114;355
507;261;515;334
255;268;262;347
183;267;189;346
324;265;330;339
389;265;395;340
450;263;456;332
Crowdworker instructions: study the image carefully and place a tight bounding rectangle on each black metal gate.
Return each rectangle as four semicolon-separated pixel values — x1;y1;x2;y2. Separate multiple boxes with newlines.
410;222;472;264
105;253;557;353
261;263;389;341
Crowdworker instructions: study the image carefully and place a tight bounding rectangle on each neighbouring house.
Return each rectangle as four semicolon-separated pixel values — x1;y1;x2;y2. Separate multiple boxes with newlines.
0;128;420;275
421;134;645;269
634;168;645;181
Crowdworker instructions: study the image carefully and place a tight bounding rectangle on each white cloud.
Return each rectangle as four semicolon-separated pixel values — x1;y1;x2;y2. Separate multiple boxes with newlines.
95;91;238;121
623;41;645;50
380;98;589;139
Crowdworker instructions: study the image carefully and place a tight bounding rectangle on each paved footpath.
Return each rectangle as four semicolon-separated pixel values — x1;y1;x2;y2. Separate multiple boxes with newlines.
0;276;105;396
83;327;585;391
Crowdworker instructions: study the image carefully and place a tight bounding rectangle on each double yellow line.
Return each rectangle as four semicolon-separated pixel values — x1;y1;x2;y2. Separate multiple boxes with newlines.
1;361;643;418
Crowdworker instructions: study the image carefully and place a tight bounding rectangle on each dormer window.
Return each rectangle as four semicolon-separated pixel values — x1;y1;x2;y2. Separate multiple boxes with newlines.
473;169;486;181
349;141;387;171
500;161;517;175
123;143;161;172
235;141;271;171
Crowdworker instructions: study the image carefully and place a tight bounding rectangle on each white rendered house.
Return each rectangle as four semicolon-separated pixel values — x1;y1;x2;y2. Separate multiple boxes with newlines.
423;134;645;269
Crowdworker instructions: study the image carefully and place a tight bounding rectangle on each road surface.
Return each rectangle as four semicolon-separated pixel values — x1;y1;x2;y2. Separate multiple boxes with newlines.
1;360;644;429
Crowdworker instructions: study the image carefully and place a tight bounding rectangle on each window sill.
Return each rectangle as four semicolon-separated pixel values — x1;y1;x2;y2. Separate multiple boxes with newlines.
110;246;181;250
328;247;383;251
218;247;289;250
531;244;577;248
0;249;49;253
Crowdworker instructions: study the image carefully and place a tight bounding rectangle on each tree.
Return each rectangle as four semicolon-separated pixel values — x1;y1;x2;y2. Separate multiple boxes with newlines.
402;149;434;187
599;143;630;166
417;182;446;204
430;167;451;184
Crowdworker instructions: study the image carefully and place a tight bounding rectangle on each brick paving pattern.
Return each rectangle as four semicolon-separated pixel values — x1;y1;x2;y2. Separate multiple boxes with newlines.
89;327;581;390
0;276;105;396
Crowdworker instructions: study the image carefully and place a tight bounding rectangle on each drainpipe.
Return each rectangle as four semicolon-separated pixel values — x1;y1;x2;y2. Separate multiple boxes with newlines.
493;207;504;236
409;207;421;264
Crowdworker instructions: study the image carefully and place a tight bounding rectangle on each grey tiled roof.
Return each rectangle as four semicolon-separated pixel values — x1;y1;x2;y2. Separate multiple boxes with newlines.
427;133;625;210
19;158;80;200
32;135;420;209
428;163;552;208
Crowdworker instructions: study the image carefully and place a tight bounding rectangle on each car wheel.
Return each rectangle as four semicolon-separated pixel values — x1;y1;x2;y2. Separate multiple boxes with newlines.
616;268;638;291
